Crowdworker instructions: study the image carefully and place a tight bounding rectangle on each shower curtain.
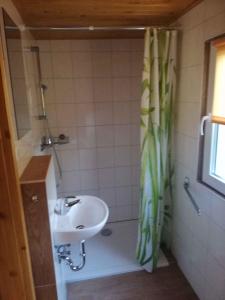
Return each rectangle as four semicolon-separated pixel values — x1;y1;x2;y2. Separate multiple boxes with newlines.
136;28;177;272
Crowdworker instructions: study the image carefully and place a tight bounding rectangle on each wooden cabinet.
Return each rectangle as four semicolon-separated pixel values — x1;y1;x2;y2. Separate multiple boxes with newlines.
20;155;57;300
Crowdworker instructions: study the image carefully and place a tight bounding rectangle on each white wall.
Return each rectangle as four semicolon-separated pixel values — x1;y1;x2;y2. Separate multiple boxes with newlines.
37;39;143;222
173;0;225;299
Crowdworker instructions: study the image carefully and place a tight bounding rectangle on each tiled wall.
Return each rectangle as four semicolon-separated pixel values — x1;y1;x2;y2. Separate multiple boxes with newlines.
173;0;225;299
38;39;144;222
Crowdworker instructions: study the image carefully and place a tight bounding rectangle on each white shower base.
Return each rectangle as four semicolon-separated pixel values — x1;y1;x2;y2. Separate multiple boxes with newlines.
62;220;169;283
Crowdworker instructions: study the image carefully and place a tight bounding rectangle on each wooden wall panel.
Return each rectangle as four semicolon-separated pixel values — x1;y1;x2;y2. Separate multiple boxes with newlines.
35;284;57;300
21;182;55;286
0;21;35;300
20;156;57;300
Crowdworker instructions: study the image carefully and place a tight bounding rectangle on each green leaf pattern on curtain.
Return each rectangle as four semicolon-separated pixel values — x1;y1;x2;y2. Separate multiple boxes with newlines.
136;28;177;272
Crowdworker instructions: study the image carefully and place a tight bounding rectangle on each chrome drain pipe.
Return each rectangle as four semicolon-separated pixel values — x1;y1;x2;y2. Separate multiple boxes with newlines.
55;241;86;272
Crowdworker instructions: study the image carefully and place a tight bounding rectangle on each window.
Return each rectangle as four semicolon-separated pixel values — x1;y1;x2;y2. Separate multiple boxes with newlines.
200;36;225;195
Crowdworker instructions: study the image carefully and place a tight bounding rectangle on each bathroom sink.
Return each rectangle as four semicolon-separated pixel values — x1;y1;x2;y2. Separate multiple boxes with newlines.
53;195;109;244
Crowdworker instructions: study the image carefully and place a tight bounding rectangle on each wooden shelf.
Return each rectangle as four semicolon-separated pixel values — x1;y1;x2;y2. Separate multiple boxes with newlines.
20;155;51;184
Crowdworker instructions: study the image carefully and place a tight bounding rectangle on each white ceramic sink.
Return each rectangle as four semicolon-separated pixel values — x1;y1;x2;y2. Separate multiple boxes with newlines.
53;195;109;244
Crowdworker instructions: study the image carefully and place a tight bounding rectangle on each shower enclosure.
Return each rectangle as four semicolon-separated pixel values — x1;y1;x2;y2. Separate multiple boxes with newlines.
32;37;168;296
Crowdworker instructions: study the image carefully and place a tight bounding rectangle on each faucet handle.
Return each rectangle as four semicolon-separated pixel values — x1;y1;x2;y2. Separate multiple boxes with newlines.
64;195;76;206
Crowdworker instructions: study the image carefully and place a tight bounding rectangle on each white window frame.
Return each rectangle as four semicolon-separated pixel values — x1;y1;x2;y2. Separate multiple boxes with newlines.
202;41;225;195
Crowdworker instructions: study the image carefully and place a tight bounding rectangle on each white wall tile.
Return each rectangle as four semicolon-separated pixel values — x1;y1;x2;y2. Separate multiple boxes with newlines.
115;186;132;206
74;78;93;103
60;149;79;171
112;39;131;52
39;38;143;223
132;204;139;219
131;39;144;52
131;125;140;145
72;52;92;78
61;171;81;192
91;40;112;52
92;52;112;77
100;188;116;207
114;125;131;146
96;126;114;147
112;52;131;77
93;78;112;102
55;127;78;150
97;147;114;168
76;103;95;126
77;126;96;148
46;103;57;127
42;79;55;103
131;51;143;77
51;40;72;52
80;170;98;190
131;101;140;124
115;166;131;187
37;40;51;52
95;102;113;125
131;77;142;101
79;149;97;170
52;52;73;78
132;186;140;205
54;79;74;103
114;146;131;166
71;40;91;51
173;2;225;299
211;194;225;230
98;168;115;188
205;254;225;299
116;205;132;221
113;102;131;125
56;103;76;127
208;219;225;269
40;52;53;78
112;78;131;102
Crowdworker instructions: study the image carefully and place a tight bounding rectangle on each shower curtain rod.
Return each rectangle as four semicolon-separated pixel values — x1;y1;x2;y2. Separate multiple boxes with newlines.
6;25;179;31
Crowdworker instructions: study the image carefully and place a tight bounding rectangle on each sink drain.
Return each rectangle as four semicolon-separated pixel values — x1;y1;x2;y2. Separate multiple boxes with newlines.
75;225;85;229
101;228;112;236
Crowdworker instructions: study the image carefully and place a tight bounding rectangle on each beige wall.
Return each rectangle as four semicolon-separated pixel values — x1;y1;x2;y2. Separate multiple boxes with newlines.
0;0;44;175
173;0;225;299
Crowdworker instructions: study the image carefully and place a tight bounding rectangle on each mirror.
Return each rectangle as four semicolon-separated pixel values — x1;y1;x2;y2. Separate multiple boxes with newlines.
3;10;31;139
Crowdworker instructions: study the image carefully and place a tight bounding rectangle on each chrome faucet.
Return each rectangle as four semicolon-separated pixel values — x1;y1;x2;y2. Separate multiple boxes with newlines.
54;196;81;215
64;196;81;208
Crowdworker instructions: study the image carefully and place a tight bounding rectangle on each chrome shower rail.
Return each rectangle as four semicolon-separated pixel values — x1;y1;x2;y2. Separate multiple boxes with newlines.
183;177;201;216
6;25;179;31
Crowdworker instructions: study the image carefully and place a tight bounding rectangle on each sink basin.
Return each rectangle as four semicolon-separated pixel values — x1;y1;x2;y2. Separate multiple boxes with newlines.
53;195;109;244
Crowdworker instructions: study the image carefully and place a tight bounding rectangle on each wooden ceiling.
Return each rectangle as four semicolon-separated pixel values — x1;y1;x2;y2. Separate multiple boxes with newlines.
11;0;202;39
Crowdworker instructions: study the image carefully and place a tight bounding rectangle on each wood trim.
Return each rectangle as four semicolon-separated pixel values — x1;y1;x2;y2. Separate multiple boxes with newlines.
20;156;51;184
212;38;225;48
211;116;225;125
0;24;35;300
197;40;210;181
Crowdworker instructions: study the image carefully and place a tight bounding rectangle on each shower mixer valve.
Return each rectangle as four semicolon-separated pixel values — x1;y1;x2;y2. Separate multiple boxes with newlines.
40;134;69;151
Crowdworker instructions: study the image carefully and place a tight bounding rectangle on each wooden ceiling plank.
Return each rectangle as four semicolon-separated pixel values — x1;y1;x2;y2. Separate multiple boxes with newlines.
11;0;203;39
